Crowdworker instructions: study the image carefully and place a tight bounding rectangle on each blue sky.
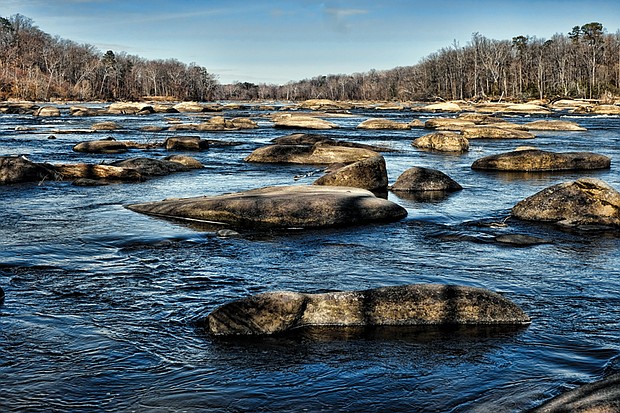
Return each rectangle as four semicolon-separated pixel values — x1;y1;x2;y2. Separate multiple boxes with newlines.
2;0;620;84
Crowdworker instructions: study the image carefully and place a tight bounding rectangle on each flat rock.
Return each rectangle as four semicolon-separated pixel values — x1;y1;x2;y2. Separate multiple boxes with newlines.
245;142;378;165
313;155;388;192
73;140;128;154
462;126;535;140
54;163;143;182
110;157;190;176
164;136;208;151
272;114;338;129
107;102;153;115
91;121;120;131
420;102;462;112
126;185;407;229
472;149;611;171
530;373;620;413
172;102;206;113
202;284;530;336
511;178;620;227
413;132;469;152
298;99;352;111
271;133;395;153
424;118;476;130
523;120;586;131
356;118;411;130
390;167;462;192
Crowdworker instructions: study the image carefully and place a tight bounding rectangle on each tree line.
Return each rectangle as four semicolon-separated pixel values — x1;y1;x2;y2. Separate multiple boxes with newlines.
225;22;620;102
1;14;619;103
0;14;218;101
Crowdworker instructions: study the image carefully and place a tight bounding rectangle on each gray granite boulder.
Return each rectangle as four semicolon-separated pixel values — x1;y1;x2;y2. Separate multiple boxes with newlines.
472;149;611;171
126;185;407;229
512;178;620;227
202;284;530;336
390;167;462;192
313;155;388;192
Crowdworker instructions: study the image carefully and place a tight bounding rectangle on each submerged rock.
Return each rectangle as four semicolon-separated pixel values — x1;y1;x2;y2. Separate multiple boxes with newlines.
313;155;388;192
244;142;378;165
511;178;620;228
202;284;530;336
390;167;462;192
91;121;120;131
412;132;469;152
0;156;55;184
126;185;407;229
472;149;611;171
530;373;620;413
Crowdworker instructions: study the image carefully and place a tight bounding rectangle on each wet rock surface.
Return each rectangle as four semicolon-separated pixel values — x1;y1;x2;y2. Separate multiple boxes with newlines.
472;149;611;171
127;185;407;229
390;167;463;192
202;284;531;336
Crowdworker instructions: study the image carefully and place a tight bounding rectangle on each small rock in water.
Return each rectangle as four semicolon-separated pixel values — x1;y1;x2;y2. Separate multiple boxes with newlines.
494;234;551;246
47;135;56;140
0;286;4;301
216;229;240;238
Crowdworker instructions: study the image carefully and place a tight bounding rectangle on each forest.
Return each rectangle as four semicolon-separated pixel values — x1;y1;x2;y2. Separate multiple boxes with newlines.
1;13;620;103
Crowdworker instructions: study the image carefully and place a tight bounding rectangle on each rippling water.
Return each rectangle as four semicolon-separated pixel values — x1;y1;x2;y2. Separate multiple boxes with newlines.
1;105;620;412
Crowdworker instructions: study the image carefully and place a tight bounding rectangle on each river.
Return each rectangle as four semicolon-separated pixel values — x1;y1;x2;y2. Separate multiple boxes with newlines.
1;104;619;412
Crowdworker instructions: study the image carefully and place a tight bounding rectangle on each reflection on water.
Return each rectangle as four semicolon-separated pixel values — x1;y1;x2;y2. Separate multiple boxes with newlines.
1;107;620;412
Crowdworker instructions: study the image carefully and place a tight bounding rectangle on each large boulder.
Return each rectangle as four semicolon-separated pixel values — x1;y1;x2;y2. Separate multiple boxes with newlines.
313;155;388;192
272;114;338;129
472;149;611;171
244;142;378;164
110;157;190;176
511;178;620;227
126;185;407;229
202;284;530;336
164;136;209;151
390;167;463;192
73;139;128;154
530;373;620;413
0;156;55;184
356;118;411;130
461;126;535;140
412;132;469;152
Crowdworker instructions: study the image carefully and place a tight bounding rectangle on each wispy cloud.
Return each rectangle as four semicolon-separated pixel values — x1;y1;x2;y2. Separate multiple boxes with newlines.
322;6;368;33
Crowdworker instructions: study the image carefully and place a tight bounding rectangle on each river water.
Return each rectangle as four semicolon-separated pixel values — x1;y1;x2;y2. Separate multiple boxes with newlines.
1;105;619;412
